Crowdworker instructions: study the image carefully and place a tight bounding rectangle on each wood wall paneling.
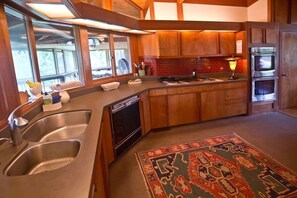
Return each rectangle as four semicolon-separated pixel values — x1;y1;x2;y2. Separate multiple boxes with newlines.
291;0;297;24
0;2;20;124
280;32;297;108
274;0;289;23
235;31;247;58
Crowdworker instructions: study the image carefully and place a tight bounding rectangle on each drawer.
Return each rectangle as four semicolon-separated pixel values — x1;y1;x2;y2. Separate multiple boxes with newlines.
149;89;167;96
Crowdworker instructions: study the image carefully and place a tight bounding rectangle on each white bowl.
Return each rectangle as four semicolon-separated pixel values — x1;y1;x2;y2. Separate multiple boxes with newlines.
101;82;120;91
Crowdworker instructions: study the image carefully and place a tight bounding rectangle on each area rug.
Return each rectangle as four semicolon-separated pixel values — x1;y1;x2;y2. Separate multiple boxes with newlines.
136;134;297;198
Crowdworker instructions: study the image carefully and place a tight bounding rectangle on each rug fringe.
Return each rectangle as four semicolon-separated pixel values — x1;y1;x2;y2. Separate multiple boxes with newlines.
135;153;154;198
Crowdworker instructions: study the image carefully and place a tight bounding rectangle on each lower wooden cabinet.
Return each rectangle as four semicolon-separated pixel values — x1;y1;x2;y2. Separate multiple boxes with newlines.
168;93;199;126
201;84;247;121
201;90;226;121
140;91;152;134
92;107;115;198
150;95;168;128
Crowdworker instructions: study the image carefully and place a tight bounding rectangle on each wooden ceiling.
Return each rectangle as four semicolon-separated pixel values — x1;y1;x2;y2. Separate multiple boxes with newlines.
129;0;259;10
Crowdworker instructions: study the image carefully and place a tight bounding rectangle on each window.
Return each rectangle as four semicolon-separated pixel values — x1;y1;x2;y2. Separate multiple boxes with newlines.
114;35;132;76
88;32;112;80
33;20;81;92
5;6;34;92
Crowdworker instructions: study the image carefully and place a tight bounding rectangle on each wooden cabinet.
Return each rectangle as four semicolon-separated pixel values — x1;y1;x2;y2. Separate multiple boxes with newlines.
138;31;179;57
201;82;247;121
158;31;180;56
149;89;168;128
181;32;219;56
140;91;151;134
92;107;114;198
219;32;236;55
168;93;199;126
250;25;277;44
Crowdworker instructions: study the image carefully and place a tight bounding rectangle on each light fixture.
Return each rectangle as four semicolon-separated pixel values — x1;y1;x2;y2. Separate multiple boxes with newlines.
225;56;240;80
27;3;75;19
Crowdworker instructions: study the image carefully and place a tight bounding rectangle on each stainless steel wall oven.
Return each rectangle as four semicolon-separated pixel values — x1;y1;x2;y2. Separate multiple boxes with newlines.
250;47;277;78
252;77;277;102
110;95;142;157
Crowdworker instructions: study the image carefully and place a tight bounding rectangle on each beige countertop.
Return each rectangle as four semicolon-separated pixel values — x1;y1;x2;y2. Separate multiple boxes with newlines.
0;76;247;198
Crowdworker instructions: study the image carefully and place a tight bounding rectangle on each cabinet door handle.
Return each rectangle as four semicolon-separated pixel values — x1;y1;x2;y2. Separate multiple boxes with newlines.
282;73;287;77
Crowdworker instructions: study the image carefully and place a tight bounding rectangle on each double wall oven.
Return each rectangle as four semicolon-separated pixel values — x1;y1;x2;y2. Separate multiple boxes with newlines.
250;47;277;102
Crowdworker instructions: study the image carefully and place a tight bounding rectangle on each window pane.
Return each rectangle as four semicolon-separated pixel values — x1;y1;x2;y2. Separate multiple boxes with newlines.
5;6;34;92
57;50;65;73
114;35;132;76
33;20;80;92
37;49;56;76
88;32;113;80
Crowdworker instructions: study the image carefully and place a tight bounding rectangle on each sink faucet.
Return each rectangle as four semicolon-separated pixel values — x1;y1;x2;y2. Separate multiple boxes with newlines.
7;101;30;146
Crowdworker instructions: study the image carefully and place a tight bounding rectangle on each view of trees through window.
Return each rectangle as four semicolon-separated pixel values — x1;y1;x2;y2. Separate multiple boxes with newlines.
88;32;113;80
5;5;133;97
33;20;80;92
114;35;132;76
5;6;34;92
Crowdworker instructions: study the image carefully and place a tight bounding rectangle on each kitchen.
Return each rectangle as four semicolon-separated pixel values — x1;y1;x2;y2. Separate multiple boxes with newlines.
0;0;297;198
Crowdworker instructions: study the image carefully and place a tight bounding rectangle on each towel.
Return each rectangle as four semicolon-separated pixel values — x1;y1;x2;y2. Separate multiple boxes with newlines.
50;81;81;91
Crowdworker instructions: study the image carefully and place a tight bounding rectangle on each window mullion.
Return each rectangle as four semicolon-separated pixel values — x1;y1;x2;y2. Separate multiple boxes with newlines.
109;33;117;77
24;16;41;82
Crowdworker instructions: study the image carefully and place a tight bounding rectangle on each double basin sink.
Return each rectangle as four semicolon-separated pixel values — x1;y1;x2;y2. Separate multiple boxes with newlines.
4;110;91;176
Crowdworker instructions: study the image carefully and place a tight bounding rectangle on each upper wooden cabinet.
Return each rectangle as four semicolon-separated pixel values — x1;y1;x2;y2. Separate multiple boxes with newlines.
248;23;278;45
181;32;219;56
219;32;236;55
138;31;236;58
138;31;180;57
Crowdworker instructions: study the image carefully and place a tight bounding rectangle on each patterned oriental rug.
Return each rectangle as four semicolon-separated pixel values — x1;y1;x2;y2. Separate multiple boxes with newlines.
136;134;297;198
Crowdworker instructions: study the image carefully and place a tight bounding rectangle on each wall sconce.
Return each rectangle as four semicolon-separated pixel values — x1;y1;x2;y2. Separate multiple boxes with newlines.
225;56;240;80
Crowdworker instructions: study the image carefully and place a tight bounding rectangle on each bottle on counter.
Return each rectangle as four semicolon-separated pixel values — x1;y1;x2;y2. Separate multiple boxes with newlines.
192;68;197;79
43;92;52;105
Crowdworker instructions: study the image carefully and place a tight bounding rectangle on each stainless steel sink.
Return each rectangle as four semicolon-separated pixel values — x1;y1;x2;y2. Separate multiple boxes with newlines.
22;110;91;142
4;140;80;176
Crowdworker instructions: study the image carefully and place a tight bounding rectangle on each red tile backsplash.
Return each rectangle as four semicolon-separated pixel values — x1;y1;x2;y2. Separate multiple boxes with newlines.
140;57;247;76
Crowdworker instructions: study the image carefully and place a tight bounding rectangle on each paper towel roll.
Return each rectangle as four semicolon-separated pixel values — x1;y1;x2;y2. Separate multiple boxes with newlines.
50;81;81;91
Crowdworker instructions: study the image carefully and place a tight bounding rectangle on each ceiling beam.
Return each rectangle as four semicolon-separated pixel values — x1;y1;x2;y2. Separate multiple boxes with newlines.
154;0;249;7
139;20;244;30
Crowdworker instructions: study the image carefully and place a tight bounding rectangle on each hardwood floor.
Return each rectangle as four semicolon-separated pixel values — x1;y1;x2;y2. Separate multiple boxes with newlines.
109;112;297;198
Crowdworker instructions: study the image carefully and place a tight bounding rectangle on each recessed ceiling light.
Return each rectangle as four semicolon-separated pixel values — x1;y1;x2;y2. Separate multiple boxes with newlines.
27;3;75;19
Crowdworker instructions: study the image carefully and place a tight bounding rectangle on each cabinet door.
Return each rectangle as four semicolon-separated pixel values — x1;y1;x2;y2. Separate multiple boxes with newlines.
138;34;159;57
200;90;225;121
181;32;219;56
158;31;180;56
101;107;115;165
219;32;235;55
265;28;277;44
150;96;168;129
168;93;199;126
251;28;263;44
92;145;108;198
224;87;247;116
140;92;151;134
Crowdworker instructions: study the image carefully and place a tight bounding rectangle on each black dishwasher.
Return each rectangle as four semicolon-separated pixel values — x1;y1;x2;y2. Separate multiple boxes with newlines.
110;95;142;157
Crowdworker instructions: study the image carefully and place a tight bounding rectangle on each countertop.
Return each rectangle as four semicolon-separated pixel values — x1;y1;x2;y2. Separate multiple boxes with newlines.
0;76;247;198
